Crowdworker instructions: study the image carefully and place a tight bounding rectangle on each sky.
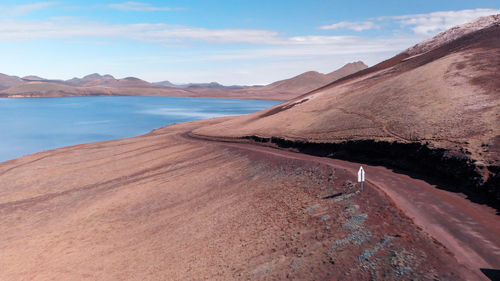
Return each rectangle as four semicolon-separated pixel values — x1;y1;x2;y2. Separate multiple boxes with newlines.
0;1;499;85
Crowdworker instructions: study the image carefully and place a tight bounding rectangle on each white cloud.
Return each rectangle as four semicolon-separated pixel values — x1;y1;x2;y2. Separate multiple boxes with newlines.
0;2;57;18
319;21;379;31
143;26;280;44
0;17;413;50
0;18;387;47
204;36;416;61
3;8;497;46
108;1;174;11
0;16;419;85
3;7;498;85
0;18;282;44
385;8;500;35
320;9;500;36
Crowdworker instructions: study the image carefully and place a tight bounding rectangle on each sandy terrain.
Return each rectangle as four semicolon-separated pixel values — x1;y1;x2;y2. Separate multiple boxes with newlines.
1;119;494;280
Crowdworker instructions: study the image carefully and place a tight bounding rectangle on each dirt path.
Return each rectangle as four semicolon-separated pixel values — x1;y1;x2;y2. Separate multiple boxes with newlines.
336;107;413;142
185;132;500;280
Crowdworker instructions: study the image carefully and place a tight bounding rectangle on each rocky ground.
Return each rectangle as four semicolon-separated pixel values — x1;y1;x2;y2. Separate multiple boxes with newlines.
0;119;487;280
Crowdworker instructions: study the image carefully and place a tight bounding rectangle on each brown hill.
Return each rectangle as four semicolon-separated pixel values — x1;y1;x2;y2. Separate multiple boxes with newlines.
0;81;259;99
0;73;25;91
22;75;46;81
262;71;332;93
3;82;84;95
154;80;177;87
222;61;367;100
65;73;158;88
194;16;500;202
0;81;194;98
263;61;368;94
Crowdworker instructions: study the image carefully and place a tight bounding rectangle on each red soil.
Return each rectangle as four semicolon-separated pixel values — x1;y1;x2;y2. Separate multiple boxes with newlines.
192;133;499;280
0;119;497;280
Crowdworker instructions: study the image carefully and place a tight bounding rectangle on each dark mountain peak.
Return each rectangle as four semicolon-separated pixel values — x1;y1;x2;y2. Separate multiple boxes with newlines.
22;75;46;81
345;61;368;68
82;73;103;80
186;82;225;89
154;80;176;87
122;77;143;82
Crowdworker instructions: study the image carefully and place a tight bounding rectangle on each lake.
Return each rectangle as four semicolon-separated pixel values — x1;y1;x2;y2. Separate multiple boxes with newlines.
0;96;280;163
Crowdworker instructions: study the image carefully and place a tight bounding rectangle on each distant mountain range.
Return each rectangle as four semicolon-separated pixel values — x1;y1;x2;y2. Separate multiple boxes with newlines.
0;61;368;100
0;73;249;91
154;81;247;90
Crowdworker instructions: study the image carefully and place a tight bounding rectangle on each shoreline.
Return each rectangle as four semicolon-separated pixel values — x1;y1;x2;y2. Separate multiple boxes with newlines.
0;97;281;164
0;93;285;101
0;89;289;101
0;94;285;101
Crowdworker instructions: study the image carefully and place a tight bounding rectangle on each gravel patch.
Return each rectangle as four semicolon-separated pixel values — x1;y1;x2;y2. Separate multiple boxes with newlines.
358;236;394;262
391;248;418;276
289;260;300;270
343;214;367;230
343;180;357;190
335;191;360;202
331;229;372;249
303;204;319;213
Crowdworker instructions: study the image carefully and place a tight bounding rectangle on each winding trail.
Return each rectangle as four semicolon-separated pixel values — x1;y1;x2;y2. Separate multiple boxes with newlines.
185;132;500;280
336;107;413;142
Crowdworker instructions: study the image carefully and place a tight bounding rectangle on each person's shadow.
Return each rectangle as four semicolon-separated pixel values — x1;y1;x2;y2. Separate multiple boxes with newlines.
481;268;500;281
322;192;343;199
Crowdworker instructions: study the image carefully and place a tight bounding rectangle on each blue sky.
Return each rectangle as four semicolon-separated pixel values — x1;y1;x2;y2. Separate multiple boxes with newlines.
1;1;499;85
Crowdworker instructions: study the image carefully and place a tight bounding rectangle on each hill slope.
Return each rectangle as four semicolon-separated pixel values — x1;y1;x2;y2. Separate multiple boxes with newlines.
65;73;157;88
0;74;24;91
0;119;479;280
226;61;367;100
194;15;500;203
263;61;368;94
0;81;196;98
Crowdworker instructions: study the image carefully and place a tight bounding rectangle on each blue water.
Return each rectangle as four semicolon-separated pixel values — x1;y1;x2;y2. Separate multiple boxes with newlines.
0;96;280;163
